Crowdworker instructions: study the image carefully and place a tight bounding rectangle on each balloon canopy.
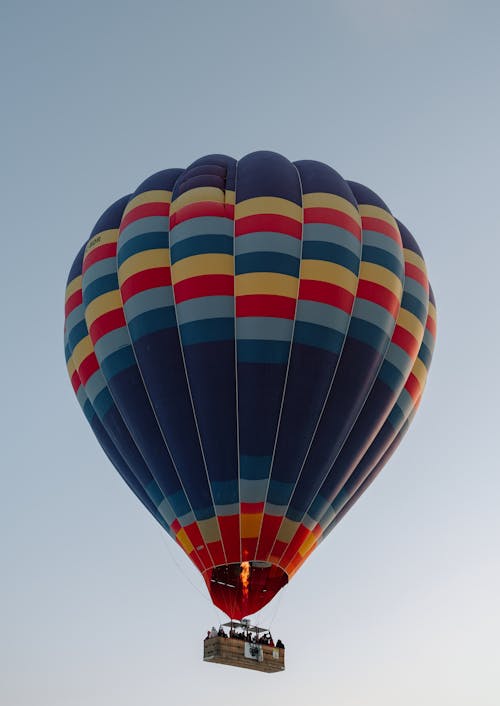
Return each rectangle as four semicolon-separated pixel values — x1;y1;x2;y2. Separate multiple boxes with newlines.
64;151;436;619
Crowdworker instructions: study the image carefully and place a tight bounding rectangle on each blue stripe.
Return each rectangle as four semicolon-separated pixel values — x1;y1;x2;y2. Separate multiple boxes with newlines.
240;454;272;480
235;252;300;277
83;273;118;303
170;233;233;263
179;318;234;345
117;231;169;266
348;318;390;353
100;347;136;381
293;321;345;354
302;241;359;274
237;340;290;363
401;291;427;323
128;307;177;341
362;245;404;277
377;360;405;392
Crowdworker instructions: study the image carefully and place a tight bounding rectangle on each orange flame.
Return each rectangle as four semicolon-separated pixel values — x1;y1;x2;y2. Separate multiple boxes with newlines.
240;561;250;600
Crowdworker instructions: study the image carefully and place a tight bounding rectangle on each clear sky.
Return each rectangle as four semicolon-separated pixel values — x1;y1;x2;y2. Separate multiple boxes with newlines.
2;1;499;704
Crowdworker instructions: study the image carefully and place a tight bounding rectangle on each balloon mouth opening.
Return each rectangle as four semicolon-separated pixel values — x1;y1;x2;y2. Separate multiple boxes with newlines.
204;562;288;620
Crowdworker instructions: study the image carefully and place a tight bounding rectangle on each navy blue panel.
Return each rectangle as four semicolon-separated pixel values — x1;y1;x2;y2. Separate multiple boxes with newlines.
236;151;302;205
235;252;300;277
90;195;131;238
294;160;358;206
302;241;359;274
286;338;385;518
67;244;87;285
170;234;233;264
134;168;184;194
183;341;238;488
132;328;215;518
237;361;289;457
269;344;339;487
347;181;390;212
106;366;185;504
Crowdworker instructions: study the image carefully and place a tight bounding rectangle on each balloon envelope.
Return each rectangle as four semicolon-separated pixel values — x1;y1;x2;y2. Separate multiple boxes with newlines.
64;151;436;619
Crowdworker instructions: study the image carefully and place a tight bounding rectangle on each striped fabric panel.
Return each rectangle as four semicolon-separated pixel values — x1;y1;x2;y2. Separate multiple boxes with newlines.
234;152;303;560
81;200;214;570
117;170;225;565
283;286;437;577
303;220;429;529
255;160;363;562
270;184;405;569
64;272;194;554
169;155;239;564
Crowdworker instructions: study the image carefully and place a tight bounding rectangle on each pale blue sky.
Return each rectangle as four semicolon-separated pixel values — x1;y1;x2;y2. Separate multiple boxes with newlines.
2;2;499;704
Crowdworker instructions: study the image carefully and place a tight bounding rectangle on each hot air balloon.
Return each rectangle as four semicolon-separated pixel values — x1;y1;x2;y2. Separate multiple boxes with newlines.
64;151;436;623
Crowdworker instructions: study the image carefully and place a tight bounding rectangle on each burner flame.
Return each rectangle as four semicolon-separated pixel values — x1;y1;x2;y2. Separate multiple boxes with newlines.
240;561;250;600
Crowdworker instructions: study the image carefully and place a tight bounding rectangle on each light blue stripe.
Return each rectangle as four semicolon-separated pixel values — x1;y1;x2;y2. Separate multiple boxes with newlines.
176;295;234;325
237;317;293;341
170;216;233;244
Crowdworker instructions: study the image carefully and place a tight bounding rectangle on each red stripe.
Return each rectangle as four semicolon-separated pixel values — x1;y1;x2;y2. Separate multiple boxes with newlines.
119;202;170;232
218;515;240;563
242;538;258;561
426;314;437;338
174;274;233;303
299;280;354;313
171;519;181;533
405;261;428;290
65;289;83;318
405;371;421;401
89;308;126;344
187;552;204;572
120;267;171;303
391;324;420;359
304;207;361;240
270;540;288;561
255;515;283;562
207;540;225;567
236;294;296;319
83;242;117;272
356;279;400;318
170;201;234;228
70;369;81;394
78;352;100;386
279;525;310;567
241;502;264;514
235;214;302;239
362;216;401;244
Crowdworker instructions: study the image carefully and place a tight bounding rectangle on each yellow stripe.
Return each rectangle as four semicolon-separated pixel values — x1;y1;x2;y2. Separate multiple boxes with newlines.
241;513;263;539
236;272;298;298
235;196;302;221
65;275;82;301
197;517;222;544
72;335;94;369
85;228;118;256
225;190;235;205
411;357;428;388
276;518;299;544
118;249;170;285
66;357;76;378
170;186;224;215
428;302;437;326
303;192;361;225
359;262;403;299
176;528;194;554
396;308;424;343
298;532;317;557
171;253;233;281
84;290;122;326
359;204;399;232
404;247;427;274
300;260;358;294
122;189;172;217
